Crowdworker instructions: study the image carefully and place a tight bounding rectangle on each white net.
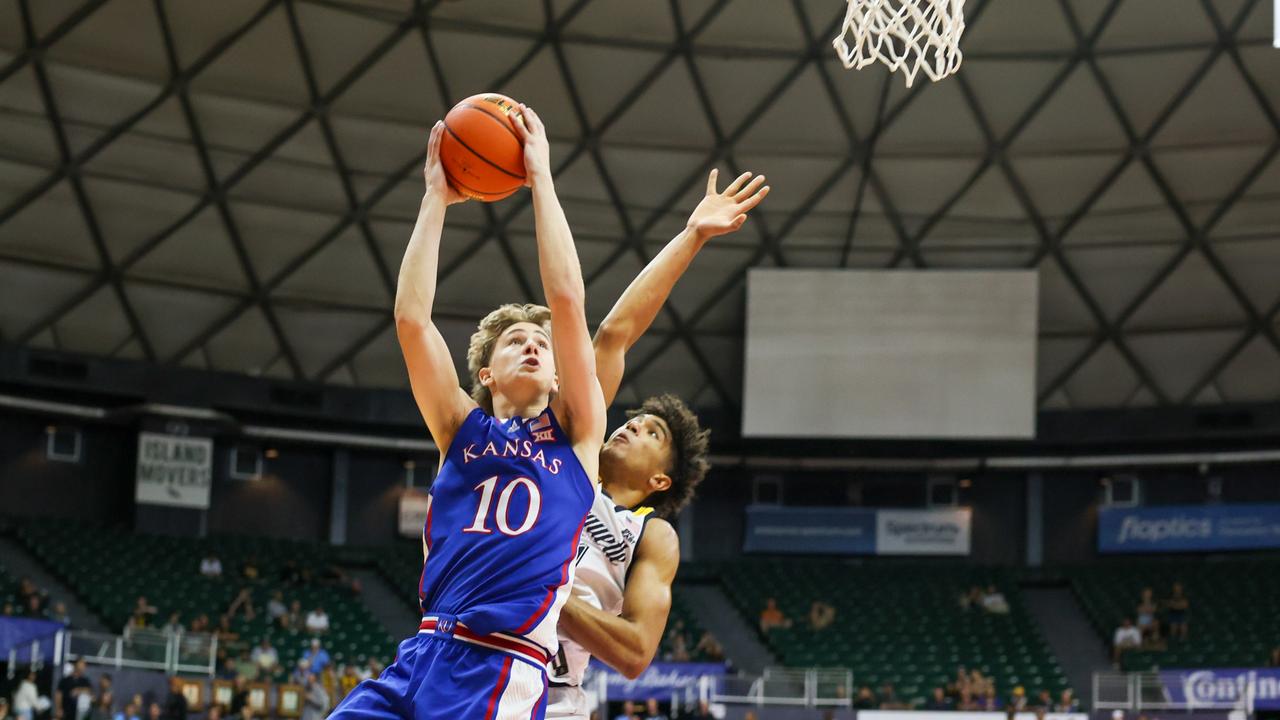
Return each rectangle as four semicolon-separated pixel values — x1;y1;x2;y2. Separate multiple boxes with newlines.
833;0;966;87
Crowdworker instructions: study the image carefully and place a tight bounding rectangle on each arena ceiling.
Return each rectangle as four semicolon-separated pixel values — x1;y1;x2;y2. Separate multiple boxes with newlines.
1;0;1278;424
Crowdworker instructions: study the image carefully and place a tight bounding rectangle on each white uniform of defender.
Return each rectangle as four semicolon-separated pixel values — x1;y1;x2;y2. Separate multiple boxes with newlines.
545;488;651;720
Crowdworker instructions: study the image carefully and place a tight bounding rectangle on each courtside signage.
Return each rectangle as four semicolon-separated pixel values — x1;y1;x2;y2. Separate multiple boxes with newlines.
1097;503;1280;553
1158;668;1280;710
134;432;213;509
587;660;725;701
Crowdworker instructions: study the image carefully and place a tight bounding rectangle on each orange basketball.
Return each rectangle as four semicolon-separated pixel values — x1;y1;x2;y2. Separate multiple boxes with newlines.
440;93;526;202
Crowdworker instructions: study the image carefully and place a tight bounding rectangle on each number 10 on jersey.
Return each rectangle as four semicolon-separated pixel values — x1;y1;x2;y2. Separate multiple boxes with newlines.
464;476;542;536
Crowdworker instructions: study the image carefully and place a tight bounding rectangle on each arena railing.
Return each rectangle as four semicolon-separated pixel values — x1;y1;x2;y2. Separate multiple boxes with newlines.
683;667;854;709
1093;671;1260;713
63;627;218;676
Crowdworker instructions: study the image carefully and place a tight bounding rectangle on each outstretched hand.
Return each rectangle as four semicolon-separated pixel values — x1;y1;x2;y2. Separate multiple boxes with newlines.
514;103;552;187
423;121;467;206
686;169;769;241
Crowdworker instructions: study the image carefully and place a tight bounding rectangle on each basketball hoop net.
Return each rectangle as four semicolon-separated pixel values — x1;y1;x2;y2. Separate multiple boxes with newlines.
833;0;966;87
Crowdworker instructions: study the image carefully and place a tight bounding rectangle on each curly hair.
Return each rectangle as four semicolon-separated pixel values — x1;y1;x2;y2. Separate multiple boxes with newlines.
629;393;711;519
466;303;553;414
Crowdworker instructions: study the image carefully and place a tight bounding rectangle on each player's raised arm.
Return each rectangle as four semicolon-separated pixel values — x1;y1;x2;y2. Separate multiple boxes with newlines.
394;121;476;452
594;169;769;406
516;104;606;454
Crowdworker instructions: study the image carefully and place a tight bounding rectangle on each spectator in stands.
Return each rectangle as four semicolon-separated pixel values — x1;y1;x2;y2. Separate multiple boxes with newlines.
807;600;836;631
304;606;330;635
200;554;223;579
1008;686;1030;711
364;658;384;681
51;602;72;626
218;658;239;681
56;658;92;720
266;591;287;625
23;594;45;619
2;601;14;617
1054;689;1080;712
693;631;725;663
234;648;258;681
188;614;209;634
14;669;39;720
1164;582;1190;641
87;691;113;720
758;598;791;633
1034;689;1053;711
161;613;183;637
0;697;10;720
302;638;331;675
17;578;45;613
240;557;260;582
878;682;906;710
663;633;691;662
226;588;256;621
1270;647;1280;667
162;677;187;720
1136;587;1160;644
924;687;952;711
205;707;221;720
643;699;668;720
130;596;158;629
614;701;637;720
976;683;1002;710
146;702;162;720
118;697;143;720
251;638;278;674
215;616;239;647
301;674;328;720
1113;617;1142;664
852;686;877;710
338;665;361;702
228;679;249;718
290;660;312;687
981;585;1010;614
281;601;303;631
684;700;713;719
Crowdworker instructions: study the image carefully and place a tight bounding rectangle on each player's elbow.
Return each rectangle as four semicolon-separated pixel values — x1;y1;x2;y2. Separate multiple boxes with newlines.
618;656;649;680
593;317;632;353
544;277;586;313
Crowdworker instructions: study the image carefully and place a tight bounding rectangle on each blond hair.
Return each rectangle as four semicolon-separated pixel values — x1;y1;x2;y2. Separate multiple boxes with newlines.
466;303;553;413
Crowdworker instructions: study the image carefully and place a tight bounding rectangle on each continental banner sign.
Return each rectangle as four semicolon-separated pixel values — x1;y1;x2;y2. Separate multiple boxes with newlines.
134;432;213;509
745;506;971;556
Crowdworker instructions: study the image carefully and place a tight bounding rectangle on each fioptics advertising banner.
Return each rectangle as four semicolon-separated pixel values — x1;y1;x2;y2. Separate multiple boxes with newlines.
744;505;971;556
1097;503;1280;554
586;660;725;701
1157;668;1280;710
134;432;213;509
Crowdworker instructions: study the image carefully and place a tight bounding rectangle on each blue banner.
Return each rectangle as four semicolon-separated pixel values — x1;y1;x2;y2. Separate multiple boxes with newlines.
586;660;725;701
1158;668;1280;710
0;617;64;662
1098;503;1280;554
744;505;876;555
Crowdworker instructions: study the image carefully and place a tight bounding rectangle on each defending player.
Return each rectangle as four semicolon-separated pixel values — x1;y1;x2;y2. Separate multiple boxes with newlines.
546;169;769;719
332;106;605;720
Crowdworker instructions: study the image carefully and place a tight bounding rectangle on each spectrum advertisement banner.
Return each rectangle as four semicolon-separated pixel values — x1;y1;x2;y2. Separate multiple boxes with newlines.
744;506;970;556
1158;668;1280;710
1097;503;1280;554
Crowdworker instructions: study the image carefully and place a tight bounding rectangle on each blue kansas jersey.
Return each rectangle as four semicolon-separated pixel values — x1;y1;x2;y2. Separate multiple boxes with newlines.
419;406;595;652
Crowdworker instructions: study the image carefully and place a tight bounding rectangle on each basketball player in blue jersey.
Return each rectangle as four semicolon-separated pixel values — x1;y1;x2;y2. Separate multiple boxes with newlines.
546;169;769;719
331;106;605;720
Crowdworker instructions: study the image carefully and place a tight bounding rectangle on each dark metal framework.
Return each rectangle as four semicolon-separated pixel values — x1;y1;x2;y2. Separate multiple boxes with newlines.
1;0;1278;420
